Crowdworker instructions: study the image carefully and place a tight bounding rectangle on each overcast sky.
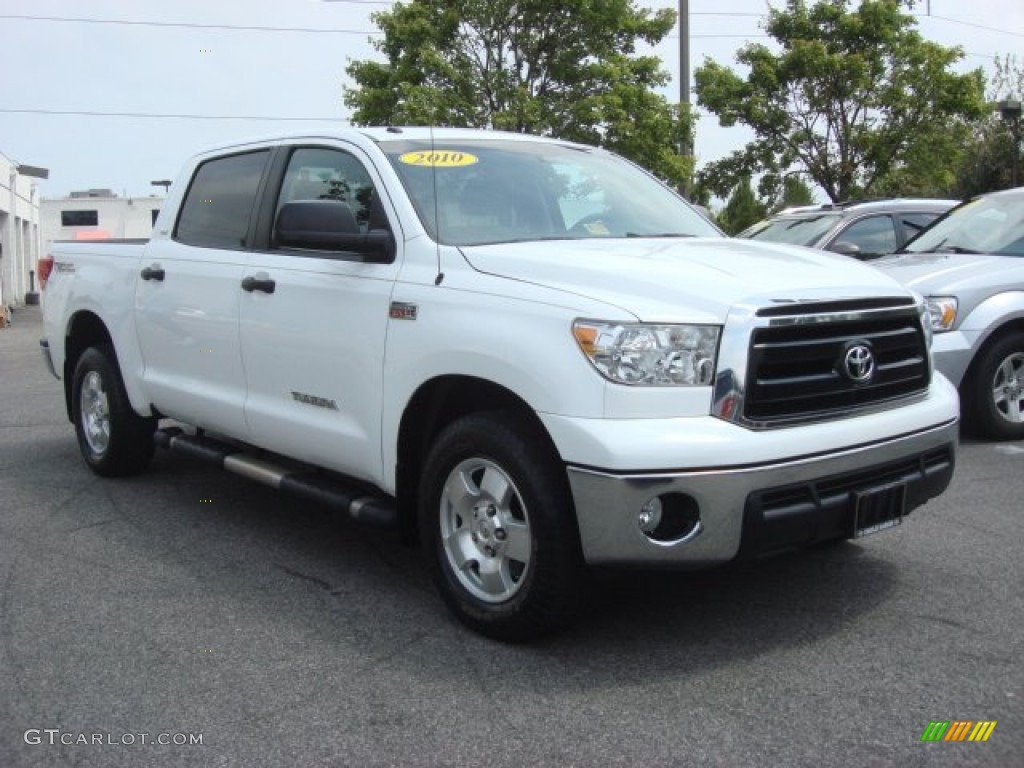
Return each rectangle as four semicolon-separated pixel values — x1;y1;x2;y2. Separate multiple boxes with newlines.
1;0;1022;200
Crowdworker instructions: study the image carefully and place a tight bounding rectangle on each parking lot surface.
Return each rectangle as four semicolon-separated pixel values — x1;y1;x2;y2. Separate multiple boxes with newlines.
2;305;1021;767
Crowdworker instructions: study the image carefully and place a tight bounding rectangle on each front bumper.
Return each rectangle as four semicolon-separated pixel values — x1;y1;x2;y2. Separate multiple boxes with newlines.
930;329;981;388
563;417;958;566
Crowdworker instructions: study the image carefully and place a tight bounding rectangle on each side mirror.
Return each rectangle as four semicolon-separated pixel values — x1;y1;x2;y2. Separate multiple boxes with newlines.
828;240;862;257
275;200;395;263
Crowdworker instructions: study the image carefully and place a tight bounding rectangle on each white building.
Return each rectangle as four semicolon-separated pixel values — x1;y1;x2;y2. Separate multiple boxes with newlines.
41;191;163;254
0;150;46;312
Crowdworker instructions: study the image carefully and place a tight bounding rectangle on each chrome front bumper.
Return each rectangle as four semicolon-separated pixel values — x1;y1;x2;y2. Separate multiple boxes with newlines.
568;418;958;566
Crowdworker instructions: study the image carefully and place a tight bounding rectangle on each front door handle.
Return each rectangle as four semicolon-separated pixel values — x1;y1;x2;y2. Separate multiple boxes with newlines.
241;274;276;294
140;265;165;281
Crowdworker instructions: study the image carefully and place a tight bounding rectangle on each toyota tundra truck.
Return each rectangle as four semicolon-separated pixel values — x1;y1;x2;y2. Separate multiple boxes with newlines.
38;127;959;641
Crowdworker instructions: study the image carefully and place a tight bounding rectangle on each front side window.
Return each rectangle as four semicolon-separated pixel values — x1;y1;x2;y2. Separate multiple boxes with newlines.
273;147;379;237
380;139;719;247
175;150;269;249
831;215;898;257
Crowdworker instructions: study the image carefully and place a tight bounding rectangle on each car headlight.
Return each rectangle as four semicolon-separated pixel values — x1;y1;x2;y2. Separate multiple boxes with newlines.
925;296;958;332
572;320;720;386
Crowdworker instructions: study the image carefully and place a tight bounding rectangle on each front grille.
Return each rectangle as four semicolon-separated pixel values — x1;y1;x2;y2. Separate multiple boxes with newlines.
744;307;930;424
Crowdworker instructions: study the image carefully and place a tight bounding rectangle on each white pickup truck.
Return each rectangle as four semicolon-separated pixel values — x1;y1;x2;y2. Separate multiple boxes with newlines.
39;127;959;641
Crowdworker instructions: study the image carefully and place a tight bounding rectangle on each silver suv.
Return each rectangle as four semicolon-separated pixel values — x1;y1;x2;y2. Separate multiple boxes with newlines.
877;187;1024;441
738;199;957;259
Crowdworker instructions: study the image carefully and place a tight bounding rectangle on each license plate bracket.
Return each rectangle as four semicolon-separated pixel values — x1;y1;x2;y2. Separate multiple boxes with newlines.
852;482;907;538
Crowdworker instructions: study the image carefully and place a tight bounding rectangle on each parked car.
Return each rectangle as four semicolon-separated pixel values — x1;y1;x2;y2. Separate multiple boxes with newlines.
876;187;1024;441
738;199;958;259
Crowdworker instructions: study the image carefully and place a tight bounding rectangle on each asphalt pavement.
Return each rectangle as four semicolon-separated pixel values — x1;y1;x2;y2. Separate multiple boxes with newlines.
1;304;1021;767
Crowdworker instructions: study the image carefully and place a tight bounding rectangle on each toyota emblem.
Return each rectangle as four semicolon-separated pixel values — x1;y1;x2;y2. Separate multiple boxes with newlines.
844;344;875;383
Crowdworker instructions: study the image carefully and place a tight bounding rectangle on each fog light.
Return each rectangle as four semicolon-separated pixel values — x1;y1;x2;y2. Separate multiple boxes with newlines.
638;497;663;534
638;493;702;543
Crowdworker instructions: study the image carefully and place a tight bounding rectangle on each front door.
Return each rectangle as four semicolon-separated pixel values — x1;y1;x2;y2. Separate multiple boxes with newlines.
238;143;400;484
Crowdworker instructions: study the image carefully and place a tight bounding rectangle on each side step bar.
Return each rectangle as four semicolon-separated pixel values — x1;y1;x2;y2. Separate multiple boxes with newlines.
154;427;397;528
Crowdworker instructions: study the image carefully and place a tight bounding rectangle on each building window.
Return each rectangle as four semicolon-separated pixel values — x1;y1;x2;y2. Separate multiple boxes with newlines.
62;210;99;227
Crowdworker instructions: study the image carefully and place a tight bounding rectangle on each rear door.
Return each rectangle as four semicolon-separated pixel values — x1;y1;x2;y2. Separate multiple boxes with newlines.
134;148;271;438
238;142;400;483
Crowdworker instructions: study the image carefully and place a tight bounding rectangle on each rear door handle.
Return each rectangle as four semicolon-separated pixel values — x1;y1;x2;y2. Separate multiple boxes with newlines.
241;274;276;294
140;265;165;281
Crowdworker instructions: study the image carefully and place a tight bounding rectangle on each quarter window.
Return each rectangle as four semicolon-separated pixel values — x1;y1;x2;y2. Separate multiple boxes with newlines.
900;212;940;242
175;150;269;249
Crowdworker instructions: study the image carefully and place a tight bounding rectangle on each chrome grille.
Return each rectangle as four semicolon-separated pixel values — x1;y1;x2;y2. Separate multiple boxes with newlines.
742;302;930;424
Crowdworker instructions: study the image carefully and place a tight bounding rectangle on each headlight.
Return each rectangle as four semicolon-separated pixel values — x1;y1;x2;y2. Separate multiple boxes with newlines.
572;320;720;386
925;296;958;332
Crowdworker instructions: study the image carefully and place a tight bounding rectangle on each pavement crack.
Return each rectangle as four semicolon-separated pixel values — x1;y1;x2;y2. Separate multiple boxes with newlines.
275;563;334;592
65;517;119;533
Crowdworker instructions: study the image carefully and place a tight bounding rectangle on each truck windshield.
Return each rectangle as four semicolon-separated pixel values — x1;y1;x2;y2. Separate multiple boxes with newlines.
379;139;721;246
903;193;1024;257
739;214;841;247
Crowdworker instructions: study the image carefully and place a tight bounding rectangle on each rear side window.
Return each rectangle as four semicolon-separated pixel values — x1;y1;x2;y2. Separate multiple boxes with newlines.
175;150;269;249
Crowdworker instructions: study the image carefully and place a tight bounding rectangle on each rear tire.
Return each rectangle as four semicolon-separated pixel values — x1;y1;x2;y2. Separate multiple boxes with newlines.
71;345;156;476
963;332;1024;441
419;411;585;642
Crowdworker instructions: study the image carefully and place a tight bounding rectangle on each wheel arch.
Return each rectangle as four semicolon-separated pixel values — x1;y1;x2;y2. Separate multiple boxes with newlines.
960;316;1024;391
394;375;566;545
63;311;114;421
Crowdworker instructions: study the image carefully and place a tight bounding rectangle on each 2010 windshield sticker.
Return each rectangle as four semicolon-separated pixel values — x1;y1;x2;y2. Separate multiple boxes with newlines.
399;150;479;168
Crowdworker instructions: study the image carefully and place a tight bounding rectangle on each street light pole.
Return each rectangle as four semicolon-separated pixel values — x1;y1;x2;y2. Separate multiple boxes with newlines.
998;99;1022;189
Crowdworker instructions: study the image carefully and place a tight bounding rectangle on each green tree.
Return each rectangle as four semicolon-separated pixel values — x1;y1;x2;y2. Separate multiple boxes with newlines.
694;0;986;203
772;174;816;212
344;0;693;187
953;54;1024;196
718;178;767;235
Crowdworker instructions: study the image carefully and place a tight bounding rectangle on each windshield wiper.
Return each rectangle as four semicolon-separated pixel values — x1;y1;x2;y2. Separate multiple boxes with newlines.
625;232;696;238
938;245;980;254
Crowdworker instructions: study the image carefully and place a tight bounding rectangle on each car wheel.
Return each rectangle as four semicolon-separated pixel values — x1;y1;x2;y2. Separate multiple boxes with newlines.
964;332;1024;441
419;411;584;642
71;345;156;476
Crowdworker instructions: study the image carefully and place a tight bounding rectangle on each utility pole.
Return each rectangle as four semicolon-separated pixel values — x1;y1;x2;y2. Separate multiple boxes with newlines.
679;0;691;196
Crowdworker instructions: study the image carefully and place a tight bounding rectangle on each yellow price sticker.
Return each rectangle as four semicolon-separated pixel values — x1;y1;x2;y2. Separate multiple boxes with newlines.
399;150;479;168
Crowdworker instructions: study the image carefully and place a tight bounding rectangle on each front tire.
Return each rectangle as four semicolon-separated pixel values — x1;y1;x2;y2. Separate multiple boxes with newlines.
964;332;1024;441
71;345;156;476
419;412;584;642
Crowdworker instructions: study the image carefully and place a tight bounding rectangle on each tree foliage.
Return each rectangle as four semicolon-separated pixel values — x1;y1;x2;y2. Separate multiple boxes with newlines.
952;54;1024;196
344;0;693;187
694;0;986;202
717;179;768;235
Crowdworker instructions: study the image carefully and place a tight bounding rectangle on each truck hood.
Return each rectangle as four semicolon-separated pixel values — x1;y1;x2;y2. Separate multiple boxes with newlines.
875;252;1024;294
459;237;912;321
